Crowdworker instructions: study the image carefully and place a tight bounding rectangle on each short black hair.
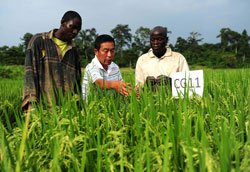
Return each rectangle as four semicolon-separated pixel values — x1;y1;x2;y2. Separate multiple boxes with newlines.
94;34;115;51
151;26;167;38
61;11;82;25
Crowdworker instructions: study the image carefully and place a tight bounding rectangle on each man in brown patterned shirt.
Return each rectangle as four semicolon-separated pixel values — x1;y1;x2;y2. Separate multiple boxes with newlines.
22;11;82;112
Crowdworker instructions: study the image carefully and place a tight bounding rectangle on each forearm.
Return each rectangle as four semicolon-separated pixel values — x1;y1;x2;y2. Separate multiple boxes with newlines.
95;79;132;97
94;79;115;90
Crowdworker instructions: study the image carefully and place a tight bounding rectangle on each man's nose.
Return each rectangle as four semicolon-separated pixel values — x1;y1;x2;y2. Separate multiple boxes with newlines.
153;40;159;44
73;29;78;35
107;51;112;57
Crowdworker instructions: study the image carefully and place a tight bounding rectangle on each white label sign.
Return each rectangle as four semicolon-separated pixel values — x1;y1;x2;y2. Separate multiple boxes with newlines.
171;70;204;98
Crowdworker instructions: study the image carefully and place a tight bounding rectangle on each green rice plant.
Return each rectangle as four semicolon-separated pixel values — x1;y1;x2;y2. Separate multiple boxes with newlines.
0;67;250;171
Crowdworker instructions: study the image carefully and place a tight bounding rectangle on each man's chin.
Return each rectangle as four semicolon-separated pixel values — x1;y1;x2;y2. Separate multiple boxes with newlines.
153;47;166;54
67;35;75;41
152;49;161;53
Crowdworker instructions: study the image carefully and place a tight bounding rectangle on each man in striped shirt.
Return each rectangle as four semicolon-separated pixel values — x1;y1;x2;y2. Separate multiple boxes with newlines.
82;34;131;100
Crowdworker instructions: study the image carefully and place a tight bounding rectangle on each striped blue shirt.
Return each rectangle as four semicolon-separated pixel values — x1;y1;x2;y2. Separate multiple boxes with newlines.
82;56;123;99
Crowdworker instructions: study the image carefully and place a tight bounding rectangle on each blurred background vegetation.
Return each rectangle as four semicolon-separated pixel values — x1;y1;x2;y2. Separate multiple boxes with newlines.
0;25;250;69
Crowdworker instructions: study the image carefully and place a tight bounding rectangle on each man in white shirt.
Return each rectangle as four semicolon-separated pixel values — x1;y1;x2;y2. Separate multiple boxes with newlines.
82;34;131;99
135;26;189;89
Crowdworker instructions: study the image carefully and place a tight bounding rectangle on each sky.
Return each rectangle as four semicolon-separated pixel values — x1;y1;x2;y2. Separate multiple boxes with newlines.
0;0;250;47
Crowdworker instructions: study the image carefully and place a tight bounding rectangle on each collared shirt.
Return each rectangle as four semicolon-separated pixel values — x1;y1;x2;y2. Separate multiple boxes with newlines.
22;29;82;111
135;46;189;87
82;56;123;99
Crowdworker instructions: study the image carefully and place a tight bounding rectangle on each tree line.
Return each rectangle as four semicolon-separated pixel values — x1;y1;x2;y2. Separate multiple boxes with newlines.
0;25;249;68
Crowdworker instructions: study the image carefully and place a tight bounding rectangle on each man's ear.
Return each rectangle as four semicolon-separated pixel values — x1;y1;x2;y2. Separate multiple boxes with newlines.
94;49;99;56
166;36;169;45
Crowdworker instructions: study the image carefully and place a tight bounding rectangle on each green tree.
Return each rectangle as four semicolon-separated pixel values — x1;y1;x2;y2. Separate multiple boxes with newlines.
133;26;151;55
116;46;138;68
21;32;33;50
217;28;230;52
0;46;9;65
228;30;241;54
238;29;250;62
217;28;241;54
181;32;203;64
0;46;25;65
74;28;98;66
187;31;203;46
174;37;188;53
111;24;132;59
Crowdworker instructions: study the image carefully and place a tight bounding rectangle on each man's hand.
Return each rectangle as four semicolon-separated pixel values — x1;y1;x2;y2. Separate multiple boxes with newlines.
95;79;132;97
111;81;132;97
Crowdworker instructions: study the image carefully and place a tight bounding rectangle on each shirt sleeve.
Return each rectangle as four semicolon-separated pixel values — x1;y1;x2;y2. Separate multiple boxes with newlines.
82;65;104;100
82;69;89;100
21;37;39;112
135;58;145;88
74;49;82;95
87;67;104;83
179;55;189;72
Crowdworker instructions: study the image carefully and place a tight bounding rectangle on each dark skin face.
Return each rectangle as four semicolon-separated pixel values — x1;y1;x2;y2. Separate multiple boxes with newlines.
150;28;168;58
55;17;82;42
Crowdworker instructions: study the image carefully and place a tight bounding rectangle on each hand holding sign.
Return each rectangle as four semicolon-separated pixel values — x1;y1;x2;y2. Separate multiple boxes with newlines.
171;70;204;98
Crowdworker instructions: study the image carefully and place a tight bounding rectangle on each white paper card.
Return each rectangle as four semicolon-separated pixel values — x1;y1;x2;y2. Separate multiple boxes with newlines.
171;70;204;98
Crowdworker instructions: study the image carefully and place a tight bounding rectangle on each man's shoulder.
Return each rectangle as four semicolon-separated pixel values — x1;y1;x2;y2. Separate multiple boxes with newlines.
32;33;43;39
27;31;53;49
84;62;94;71
138;52;147;59
110;62;120;70
171;51;186;60
84;60;100;73
27;33;44;49
137;51;152;64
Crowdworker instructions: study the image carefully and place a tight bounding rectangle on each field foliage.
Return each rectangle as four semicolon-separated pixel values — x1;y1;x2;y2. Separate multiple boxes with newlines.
0;66;250;171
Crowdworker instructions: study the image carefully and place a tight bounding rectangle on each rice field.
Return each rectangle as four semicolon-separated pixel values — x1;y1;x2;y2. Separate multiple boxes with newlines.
0;66;250;171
